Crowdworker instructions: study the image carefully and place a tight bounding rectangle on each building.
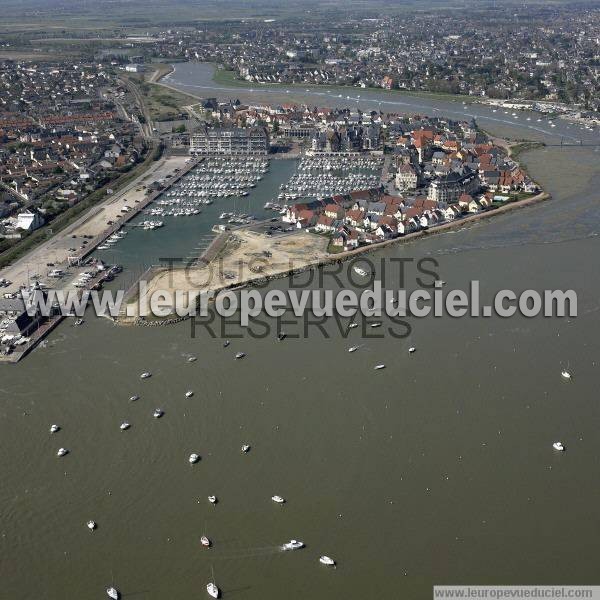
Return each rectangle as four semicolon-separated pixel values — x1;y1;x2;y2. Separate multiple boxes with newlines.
427;170;480;203
16;209;45;232
189;127;269;155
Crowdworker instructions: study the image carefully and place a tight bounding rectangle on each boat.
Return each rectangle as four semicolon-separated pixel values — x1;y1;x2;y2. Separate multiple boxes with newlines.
185;390;194;398
223;340;230;348
201;535;211;548
348;322;358;329
277;332;286;341
370;322;382;328
207;582;220;598
107;588;119;600
189;453;200;464
153;408;164;418
129;395;139;402
120;422;130;431
57;447;68;457
140;372;151;379
374;364;386;370
50;424;60;433
319;555;336;566
408;347;416;353
282;539;304;551
271;495;285;504
87;520;96;530
353;266;369;277
188;356;197;363
348;346;359;353
241;444;250;453
561;370;572;380
235;352;246;359
74;319;84;326
553;442;565;451
208;495;217;504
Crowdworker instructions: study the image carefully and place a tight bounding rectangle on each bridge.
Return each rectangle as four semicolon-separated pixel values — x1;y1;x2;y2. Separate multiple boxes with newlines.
545;137;600;147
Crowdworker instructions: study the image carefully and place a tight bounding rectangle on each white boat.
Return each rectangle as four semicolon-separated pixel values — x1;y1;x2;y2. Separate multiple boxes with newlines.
235;352;246;359
153;408;164;418
241;444;250;453
185;390;194;398
129;395;139;402
50;424;60;433
374;364;386;370
353;266;369;277
189;453;200;464
120;422;130;431
553;442;565;451
188;356;197;363
57;447;68;457
319;555;336;566
348;322;358;329
561;370;572;380
107;588;119;600
408;347;416;353
140;372;151;379
282;539;304;551
272;495;285;504
223;340;230;347
207;582;220;598
348;346;359;353
370;322;382;328
208;495;217;504
87;520;96;530
201;535;211;547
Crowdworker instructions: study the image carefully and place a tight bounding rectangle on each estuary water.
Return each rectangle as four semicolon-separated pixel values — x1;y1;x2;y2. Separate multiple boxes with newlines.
1;63;600;599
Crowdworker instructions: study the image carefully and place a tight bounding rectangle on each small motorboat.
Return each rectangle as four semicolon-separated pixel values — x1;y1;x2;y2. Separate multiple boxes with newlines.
374;364;386;370
353;266;369;277
153;408;164;418
140;372;152;379
201;535;211;548
120;422;130;431
208;495;217;504
207;582;220;598
271;495;285;504
223;340;230;348
74;319;84;327
185;390;194;398
282;539;304;551
370;322;382;328
87;520;96;531
235;352;246;359
348;346;359;353
189;453;200;464
50;424;60;433
107;588;119;600
348;322;358;329
241;444;250;453
319;555;335;566
188;356;197;363
561;370;572;380
408;347;416;353
129;395;139;402
553;442;565;452
57;448;68;457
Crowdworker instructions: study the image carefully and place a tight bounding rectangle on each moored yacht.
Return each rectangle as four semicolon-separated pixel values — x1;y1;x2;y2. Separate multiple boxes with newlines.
348;346;359;353
57;447;68;457
553;441;565;451
353;266;369;277
408;347;416;353
185;390;194;398
50;424;60;433
235;352;246;359
107;587;119;600
201;535;211;548
153;408;164;418
87;520;97;531
271;495;285;504
189;453;200;464
561;370;572;380
120;422;130;431
374;364;386;370
140;372;151;379
207;582;220;598
129;395;139;402
319;555;336;566
241;444;250;453
208;495;217;504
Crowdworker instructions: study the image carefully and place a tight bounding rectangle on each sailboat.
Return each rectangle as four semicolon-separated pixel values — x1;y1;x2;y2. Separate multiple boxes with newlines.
106;587;119;599
207;566;220;598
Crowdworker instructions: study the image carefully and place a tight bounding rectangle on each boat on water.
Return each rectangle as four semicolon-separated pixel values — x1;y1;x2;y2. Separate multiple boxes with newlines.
153;408;164;418
185;390;194;398
188;356;197;363
189;453;200;464
57;447;68;457
319;555;336;566
353;266;369;277
74;319;84;326
120;422;130;431
408;347;416;353
374;364;386;370
129;395;139;402
235;352;246;359
553;442;565;451
87;520;96;531
272;495;285;504
50;424;60;433
348;346;359;353
282;539;304;551
140;372;151;379
348;322;358;329
241;444;250;453
208;495;217;504
370;322;382;328
107;587;119;600
223;340;230;348
561;370;572;380
201;535;211;548
207;582;220;598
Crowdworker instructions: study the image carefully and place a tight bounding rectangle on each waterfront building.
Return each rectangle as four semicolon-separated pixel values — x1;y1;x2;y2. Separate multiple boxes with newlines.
189;126;269;155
